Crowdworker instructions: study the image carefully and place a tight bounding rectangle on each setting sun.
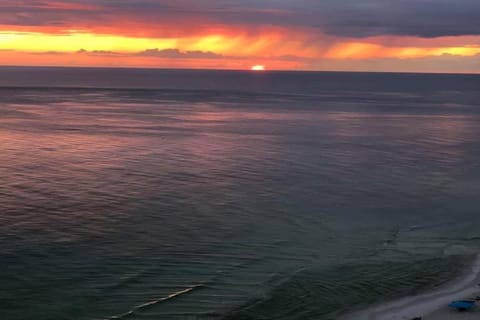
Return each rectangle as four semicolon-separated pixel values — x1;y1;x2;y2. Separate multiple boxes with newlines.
251;65;265;71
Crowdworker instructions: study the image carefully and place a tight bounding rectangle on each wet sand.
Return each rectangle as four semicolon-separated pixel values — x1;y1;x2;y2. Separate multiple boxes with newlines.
341;255;480;320
423;301;480;320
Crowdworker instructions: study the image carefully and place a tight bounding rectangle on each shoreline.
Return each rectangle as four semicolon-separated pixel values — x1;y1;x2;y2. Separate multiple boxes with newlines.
422;294;480;319
340;253;480;320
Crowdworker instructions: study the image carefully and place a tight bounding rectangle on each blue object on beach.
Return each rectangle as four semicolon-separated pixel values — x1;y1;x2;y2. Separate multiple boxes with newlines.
448;300;475;311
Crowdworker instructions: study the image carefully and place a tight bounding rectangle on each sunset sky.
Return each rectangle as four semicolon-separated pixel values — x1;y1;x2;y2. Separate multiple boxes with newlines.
1;0;480;72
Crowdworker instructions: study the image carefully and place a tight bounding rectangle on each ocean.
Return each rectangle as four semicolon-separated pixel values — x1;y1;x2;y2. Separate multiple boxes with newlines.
1;67;480;320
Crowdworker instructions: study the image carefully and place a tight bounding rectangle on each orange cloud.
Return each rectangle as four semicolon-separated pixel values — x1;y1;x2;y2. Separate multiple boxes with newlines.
0;27;323;58
1;24;480;72
326;42;480;59
0;49;302;70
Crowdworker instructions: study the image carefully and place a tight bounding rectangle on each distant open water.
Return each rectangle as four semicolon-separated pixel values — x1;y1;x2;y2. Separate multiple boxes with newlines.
1;68;480;320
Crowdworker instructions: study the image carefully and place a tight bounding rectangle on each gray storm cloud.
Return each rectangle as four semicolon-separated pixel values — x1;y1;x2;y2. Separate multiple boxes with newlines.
1;0;480;38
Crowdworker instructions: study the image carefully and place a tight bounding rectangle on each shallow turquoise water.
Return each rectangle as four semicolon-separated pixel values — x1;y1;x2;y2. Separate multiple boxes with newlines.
1;69;480;319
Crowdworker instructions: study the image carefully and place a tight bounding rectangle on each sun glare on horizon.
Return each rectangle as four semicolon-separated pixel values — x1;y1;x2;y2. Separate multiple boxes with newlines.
251;65;266;71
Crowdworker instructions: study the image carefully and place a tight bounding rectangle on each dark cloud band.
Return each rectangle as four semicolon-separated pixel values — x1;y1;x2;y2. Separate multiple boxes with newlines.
1;0;480;38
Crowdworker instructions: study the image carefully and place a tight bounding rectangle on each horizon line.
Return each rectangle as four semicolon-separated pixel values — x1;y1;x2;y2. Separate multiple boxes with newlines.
1;64;479;77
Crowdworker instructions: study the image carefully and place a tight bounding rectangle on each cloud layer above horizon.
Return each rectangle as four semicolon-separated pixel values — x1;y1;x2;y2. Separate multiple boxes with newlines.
1;0;479;72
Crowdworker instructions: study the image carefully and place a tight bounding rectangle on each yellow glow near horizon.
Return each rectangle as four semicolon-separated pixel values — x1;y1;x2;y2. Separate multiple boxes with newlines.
187;35;226;52
0;31;298;57
327;42;480;59
0;31;179;53
0;30;321;60
1;30;480;69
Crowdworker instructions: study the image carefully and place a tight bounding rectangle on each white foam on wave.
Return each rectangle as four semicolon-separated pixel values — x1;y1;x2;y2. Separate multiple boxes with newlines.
340;253;480;320
104;284;204;319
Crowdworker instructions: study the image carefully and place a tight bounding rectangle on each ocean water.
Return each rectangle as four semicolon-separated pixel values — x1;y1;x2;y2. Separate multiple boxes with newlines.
1;67;480;320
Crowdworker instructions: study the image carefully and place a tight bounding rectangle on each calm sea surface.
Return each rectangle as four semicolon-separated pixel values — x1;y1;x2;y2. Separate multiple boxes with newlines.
1;67;480;320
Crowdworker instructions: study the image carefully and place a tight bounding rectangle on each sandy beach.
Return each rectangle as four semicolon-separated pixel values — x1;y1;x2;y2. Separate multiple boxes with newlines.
341;254;480;320
423;298;480;320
